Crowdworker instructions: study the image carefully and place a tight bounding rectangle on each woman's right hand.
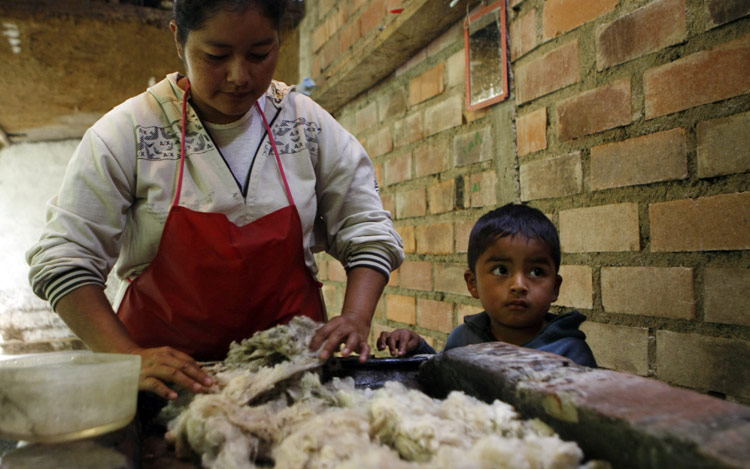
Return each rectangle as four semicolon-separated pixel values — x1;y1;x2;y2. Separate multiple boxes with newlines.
129;346;214;400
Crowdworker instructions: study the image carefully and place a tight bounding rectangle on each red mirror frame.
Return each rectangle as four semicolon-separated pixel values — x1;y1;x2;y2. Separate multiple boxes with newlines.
464;0;509;112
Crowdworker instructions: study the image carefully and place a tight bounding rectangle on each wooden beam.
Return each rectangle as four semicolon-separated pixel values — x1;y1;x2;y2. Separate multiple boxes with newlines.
311;0;476;114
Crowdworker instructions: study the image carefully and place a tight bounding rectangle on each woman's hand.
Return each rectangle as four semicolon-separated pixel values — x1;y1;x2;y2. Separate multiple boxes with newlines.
310;313;371;362
129;346;214;400
309;266;388;362
377;329;422;357
55;285;212;400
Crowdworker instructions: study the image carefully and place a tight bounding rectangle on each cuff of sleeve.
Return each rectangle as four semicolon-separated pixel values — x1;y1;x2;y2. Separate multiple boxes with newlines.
45;268;106;311
346;247;393;280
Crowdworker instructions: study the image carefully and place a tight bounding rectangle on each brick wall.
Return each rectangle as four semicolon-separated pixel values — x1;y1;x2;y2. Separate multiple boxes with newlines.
306;0;750;404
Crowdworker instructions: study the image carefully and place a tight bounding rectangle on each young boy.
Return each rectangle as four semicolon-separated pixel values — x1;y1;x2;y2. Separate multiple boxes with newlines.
377;203;597;367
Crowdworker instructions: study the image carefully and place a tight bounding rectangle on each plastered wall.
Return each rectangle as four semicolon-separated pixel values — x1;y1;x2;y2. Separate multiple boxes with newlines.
0;141;84;353
307;0;750;404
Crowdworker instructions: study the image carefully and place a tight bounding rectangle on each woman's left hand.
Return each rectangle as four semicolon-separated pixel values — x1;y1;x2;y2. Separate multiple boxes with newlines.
310;313;371;362
309;266;388;362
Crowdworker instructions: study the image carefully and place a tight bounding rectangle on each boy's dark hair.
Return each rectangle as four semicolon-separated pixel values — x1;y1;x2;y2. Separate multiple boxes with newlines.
467;203;561;273
173;0;287;45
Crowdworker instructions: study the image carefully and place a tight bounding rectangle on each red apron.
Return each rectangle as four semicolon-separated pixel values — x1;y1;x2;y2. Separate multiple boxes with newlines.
117;80;325;361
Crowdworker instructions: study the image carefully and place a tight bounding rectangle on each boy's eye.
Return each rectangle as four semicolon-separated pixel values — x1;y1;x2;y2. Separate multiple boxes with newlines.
206;53;229;61
491;265;508;276
249;52;270;60
529;267;547;278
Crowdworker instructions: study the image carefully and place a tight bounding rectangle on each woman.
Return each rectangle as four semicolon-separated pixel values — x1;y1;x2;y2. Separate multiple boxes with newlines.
26;0;403;401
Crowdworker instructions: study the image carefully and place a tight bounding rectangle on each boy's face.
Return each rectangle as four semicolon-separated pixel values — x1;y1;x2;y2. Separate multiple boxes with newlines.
464;234;562;339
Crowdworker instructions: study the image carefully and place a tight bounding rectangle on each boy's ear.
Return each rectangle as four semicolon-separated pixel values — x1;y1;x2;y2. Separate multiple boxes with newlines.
464;269;479;299
170;20;184;61
551;274;563;303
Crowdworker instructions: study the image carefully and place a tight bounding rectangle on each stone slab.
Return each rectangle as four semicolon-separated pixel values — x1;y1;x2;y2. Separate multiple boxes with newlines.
418;342;750;469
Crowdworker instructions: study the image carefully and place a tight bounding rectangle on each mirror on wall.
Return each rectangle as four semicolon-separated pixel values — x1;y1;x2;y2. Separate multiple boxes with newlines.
464;0;509;111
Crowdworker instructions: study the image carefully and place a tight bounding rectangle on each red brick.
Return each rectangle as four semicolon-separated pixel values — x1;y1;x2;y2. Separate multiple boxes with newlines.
446;50;465;89
706;0;750;28
424;95;463;136
328;259;348;282
560;203;640;253
322;284;342;314
393;112;424;147
340;18;362;53
355;101;378;135
434;262;471;296
602;267;695;319
557;78;631;141
409;63;446;106
543;0;617;39
455;219;474;254
704;268;750;327
517;107;547;156
428;179;455;215
361;0;387;35
319;35;341;71
387;0;404;11
644;36;750;118
454;127;492;167
463;106;491;124
416;223;454;255
649;192;750;252
385;294;416;324
338;111;355;134
373;162;384;190
380;192;395;217
656;330;750;399
311;54;322;80
697;111;750;178
579;322;649;376
366;126;392;157
396;224;416;254
596;0;687;70
457;303;482;323
516;40;580;103
387;268;399;287
384;150;411;186
377;87;407;120
417;299;454;333
312;22;329;53
319;0;337;19
395;187;426;219
590;128;687;190
470;171;498;208
520;151;582;201
399;261;433;291
554;265;593;310
510;9;538;61
316;257;329;281
414;140;450;178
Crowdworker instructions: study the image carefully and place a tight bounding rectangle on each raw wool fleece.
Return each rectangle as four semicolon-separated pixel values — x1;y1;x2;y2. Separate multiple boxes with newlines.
165;316;604;469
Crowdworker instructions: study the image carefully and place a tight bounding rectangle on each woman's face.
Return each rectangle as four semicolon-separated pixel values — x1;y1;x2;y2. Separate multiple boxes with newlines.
171;7;279;124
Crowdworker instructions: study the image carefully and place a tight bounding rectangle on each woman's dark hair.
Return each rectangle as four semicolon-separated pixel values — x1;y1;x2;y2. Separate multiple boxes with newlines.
173;0;287;45
467;203;561;273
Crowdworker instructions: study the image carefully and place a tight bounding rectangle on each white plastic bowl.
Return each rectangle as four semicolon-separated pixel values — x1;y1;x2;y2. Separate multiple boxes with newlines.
0;351;141;443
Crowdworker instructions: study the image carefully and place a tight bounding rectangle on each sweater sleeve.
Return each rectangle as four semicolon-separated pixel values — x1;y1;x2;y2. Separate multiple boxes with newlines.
26;124;136;310
303;94;404;278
